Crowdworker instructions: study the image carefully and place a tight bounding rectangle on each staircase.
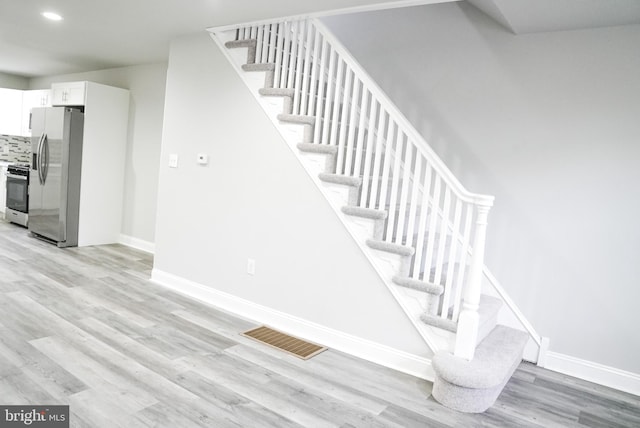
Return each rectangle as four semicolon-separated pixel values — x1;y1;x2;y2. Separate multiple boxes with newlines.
209;17;539;413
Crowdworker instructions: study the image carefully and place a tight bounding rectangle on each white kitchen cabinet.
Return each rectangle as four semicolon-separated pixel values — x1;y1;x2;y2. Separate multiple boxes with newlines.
21;89;51;136
0;88;24;136
51;81;86;106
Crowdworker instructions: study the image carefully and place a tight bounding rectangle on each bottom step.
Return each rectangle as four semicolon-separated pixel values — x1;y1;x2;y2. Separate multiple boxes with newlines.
431;325;528;413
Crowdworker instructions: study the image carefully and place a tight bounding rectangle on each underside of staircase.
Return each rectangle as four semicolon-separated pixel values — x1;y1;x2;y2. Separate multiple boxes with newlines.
212;19;535;413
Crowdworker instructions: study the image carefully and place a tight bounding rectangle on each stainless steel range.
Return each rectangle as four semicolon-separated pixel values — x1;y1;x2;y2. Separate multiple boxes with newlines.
5;163;30;227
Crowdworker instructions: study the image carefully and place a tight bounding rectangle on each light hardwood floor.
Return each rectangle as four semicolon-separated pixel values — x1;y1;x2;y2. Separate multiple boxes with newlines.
0;219;638;427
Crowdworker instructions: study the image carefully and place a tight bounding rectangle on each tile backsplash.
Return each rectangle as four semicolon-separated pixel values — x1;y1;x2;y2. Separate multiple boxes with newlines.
0;134;31;164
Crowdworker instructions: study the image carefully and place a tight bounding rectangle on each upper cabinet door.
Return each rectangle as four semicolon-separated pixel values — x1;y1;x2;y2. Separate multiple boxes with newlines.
51;81;86;106
0;88;24;136
21;89;51;136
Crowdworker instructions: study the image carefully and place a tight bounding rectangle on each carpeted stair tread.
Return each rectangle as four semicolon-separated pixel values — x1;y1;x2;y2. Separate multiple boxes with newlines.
366;239;415;257
420;313;458;332
225;39;257;49
318;173;362;188
297;143;338;155
277;114;315;125
341;206;387;220
392;276;443;296
432;325;529;389
259;87;295;97
242;63;275;72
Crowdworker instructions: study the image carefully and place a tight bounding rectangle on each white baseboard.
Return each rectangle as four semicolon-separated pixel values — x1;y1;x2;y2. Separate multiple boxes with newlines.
118;234;155;254
151;269;435;381
546;352;640;396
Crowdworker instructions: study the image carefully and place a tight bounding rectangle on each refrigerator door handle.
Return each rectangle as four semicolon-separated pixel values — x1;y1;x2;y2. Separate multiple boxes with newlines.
41;133;50;185
36;133;45;185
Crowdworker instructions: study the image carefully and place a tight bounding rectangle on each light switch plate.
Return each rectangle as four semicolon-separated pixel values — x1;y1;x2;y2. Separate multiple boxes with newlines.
169;154;178;168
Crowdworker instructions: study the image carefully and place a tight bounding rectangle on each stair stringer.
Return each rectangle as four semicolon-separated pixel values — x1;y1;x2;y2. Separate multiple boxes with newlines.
210;30;455;358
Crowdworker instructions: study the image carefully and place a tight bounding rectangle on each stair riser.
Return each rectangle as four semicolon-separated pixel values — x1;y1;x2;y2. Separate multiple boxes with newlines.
319;181;359;207
397;286;441;318
259;93;294;115
281;97;292;115
298;152;337;176
426;296;441;316
246;46;256;64
477;311;499;346
432;351;522;413
228;47;252;69
366;249;411;279
342;215;385;243
259;96;289;117
264;70;275;89
278;123;305;143
243;71;271;94
432;375;502;414
302;124;313;144
279;122;314;143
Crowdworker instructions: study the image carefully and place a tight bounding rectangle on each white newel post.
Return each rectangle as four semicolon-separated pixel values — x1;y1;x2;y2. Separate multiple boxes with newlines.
454;202;492;360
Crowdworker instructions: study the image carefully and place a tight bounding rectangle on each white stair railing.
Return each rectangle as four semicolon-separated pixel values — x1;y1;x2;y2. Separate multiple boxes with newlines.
213;17;532;360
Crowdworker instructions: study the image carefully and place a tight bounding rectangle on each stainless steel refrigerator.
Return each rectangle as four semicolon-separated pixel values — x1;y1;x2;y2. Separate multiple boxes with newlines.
29;107;84;247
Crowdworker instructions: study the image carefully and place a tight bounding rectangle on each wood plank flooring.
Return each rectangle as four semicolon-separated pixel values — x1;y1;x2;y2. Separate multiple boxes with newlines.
0;219;638;427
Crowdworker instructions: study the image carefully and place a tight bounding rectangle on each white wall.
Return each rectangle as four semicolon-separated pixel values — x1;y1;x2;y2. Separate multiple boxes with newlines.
323;3;640;374
154;32;430;359
30;63;167;246
0;72;28;89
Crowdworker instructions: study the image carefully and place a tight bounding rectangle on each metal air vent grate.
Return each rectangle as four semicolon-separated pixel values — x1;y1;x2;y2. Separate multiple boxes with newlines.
242;326;327;360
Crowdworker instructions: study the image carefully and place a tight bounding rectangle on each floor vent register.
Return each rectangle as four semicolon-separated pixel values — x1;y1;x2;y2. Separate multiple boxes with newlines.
242;326;327;360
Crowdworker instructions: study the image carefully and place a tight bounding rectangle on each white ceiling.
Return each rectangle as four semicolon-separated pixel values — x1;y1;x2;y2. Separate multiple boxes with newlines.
0;0;455;78
1;0;639;78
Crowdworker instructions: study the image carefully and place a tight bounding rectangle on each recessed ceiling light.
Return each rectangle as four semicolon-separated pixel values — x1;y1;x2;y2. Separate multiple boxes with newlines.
42;12;63;21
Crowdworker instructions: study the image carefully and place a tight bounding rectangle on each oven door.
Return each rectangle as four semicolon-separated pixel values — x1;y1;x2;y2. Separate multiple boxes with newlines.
6;173;29;213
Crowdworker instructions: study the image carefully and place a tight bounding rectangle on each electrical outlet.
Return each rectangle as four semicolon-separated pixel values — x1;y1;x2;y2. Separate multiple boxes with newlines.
247;258;255;275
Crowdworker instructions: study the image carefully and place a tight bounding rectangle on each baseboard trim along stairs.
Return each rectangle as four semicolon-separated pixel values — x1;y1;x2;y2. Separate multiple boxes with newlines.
208;16;543;412
151;269;435;381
